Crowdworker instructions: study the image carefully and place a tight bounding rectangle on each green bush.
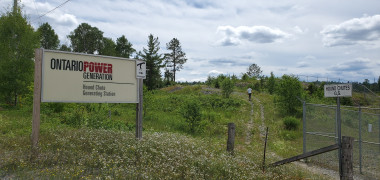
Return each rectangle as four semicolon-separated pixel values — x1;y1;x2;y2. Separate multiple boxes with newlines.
277;75;302;115
283;116;300;130
221;78;234;98
280;130;300;140
182;100;202;133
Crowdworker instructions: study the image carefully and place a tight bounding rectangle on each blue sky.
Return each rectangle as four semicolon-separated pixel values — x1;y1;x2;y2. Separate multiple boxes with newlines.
1;0;380;83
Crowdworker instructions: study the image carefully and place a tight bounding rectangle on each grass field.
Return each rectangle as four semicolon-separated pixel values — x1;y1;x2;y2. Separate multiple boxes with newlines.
0;85;329;179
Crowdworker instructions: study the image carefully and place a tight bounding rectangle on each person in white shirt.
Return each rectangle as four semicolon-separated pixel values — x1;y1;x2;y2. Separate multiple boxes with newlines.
247;87;252;101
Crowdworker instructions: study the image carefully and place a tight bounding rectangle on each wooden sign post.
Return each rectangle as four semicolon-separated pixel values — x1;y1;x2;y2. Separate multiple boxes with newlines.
32;49;42;150
324;83;352;179
31;49;145;150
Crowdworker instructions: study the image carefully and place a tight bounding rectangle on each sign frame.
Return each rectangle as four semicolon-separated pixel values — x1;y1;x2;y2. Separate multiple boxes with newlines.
41;49;139;103
136;60;146;79
324;83;352;98
32;49;146;152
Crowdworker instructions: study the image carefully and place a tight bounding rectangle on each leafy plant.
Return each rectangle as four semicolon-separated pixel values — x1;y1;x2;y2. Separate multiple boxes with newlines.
221;77;234;98
277;74;302;115
182;100;202;133
283;116;300;130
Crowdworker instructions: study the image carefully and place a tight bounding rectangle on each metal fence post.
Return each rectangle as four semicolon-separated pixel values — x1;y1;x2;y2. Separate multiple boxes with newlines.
303;101;306;154
358;106;362;174
337;97;342;179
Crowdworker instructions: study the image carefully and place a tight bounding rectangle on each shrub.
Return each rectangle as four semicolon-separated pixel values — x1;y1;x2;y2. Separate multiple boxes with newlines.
283;116;300;130
277;74;302;115
182;100;202;133
221;78;234;98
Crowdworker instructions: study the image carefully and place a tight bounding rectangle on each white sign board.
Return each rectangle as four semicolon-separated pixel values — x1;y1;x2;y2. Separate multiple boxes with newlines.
136;60;146;79
41;50;138;103
324;83;352;97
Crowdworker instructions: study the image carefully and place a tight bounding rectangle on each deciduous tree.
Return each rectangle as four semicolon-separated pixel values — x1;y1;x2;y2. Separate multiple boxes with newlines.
277;74;302;115
37;22;59;49
221;77;234;98
68;23;103;54
0;9;39;105
99;37;116;56
59;44;71;52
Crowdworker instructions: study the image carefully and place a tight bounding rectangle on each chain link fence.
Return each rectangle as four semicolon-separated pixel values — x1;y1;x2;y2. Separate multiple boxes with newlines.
304;103;380;179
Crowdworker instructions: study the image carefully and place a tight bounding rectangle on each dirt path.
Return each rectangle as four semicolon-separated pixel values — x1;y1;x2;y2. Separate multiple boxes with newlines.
245;101;254;144
251;96;266;140
205;87;358;179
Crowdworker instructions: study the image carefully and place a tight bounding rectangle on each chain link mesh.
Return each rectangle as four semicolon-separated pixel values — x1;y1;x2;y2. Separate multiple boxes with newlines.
305;103;380;179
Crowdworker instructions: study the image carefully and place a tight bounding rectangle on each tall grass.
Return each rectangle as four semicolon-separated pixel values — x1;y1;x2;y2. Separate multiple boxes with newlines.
0;85;330;179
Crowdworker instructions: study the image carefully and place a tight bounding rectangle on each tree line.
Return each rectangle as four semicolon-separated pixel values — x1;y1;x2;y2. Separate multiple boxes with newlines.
0;6;187;106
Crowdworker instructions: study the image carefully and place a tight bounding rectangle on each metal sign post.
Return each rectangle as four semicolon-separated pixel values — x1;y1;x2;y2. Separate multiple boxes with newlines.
324;83;352;179
135;60;146;140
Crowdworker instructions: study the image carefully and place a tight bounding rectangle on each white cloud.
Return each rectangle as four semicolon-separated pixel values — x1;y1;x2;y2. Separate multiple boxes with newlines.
216;25;291;46
1;0;380;83
47;13;78;26
296;61;310;68
321;14;380;47
208;70;224;75
328;58;372;71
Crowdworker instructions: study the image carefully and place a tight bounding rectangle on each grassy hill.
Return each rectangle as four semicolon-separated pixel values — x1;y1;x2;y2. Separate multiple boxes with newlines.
0;85;329;179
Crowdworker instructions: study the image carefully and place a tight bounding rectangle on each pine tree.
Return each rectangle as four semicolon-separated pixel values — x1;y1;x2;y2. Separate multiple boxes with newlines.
164;38;187;82
247;63;262;79
139;34;164;90
115;35;135;58
268;72;275;94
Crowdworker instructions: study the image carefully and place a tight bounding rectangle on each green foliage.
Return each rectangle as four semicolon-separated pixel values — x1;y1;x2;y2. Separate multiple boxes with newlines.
221;77;234;98
241;73;249;81
280;130;301;140
0;84;327;179
115;35;135;58
164;38;187;82
0;9;39;106
283;116;300;130
59;44;71;52
268;72;276;94
277;75;302;115
139;34;164;90
205;74;229;89
99;37;116;56
37;22;59;49
181;99;202;133
246;63;262;79
68;23;104;54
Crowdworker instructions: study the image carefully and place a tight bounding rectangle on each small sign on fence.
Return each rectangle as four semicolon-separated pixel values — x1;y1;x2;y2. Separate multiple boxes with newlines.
368;124;372;132
324;83;352;97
